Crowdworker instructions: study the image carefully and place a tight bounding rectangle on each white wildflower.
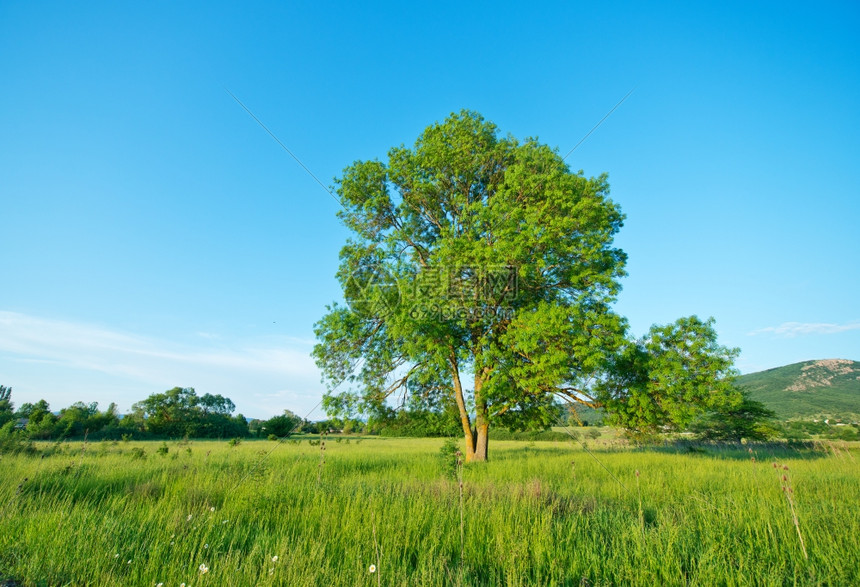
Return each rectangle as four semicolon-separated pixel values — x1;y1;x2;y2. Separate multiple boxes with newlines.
369;564;377;573
199;563;209;574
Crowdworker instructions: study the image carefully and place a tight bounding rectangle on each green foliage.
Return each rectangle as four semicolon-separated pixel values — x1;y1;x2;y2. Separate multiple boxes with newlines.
690;391;778;441
0;421;34;454
566;403;605;427
598;316;739;434
488;428;572;441
375;408;462;438
49;401;121;439
198;393;235;415
779;420;860;441
24;399;58;439
0;385;13;429
825;424;860;441
314;110;629;460
131;387;199;437
131;387;249;439
6;388;254;442
261;410;303;438
156;442;169;456
438;437;459;479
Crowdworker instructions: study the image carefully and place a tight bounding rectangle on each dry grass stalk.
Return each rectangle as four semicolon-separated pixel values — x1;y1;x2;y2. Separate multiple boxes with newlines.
774;462;808;560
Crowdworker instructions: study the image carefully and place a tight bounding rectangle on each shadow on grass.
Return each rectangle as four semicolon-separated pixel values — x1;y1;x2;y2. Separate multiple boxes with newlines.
639;440;832;461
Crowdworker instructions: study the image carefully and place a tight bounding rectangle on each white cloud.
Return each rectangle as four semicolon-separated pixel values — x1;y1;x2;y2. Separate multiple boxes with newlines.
0;311;326;418
748;321;860;338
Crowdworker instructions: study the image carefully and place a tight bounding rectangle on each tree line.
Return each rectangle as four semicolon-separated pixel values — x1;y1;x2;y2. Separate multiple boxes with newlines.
0;385;252;440
4;381;851;446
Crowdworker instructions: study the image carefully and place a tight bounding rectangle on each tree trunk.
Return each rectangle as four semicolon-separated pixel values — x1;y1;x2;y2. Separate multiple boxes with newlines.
450;356;477;461
472;422;489;462
470;370;490;462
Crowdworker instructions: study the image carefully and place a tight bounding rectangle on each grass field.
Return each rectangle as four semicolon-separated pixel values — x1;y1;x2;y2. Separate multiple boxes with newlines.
1;436;858;586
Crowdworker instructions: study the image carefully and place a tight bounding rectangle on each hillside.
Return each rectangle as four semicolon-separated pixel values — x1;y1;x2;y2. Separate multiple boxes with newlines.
738;359;860;420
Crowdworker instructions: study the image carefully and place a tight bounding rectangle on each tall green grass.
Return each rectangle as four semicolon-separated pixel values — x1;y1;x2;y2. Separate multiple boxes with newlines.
1;437;858;585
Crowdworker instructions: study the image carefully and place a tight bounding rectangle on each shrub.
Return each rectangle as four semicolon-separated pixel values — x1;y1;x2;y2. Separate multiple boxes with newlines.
439;437;459;479
0;421;35;455
690;392;777;442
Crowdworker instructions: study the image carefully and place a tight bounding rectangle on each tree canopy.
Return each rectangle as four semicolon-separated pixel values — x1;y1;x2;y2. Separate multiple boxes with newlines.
316;110;622;460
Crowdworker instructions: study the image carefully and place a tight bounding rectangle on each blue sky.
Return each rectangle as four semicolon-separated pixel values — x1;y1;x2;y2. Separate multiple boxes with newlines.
2;1;859;418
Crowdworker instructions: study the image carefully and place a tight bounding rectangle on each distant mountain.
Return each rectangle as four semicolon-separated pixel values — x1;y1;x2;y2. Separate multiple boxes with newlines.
738;359;860;420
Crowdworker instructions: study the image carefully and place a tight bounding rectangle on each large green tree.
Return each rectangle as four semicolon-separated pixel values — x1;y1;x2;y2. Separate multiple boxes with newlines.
314;111;737;461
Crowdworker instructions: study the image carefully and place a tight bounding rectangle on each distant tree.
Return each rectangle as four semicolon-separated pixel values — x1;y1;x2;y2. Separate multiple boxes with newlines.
131;387;246;438
0;385;13;428
51;401;120;438
262;410;304;438
689;390;778;441
25;399;57;439
132;387;200;437
55;401;100;438
199;393;236;415
93;402;121;431
231;414;250;437
15;402;36;419
0;421;33;455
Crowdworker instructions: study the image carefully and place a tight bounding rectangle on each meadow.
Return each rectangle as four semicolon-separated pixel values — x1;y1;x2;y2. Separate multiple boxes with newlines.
1;435;858;586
